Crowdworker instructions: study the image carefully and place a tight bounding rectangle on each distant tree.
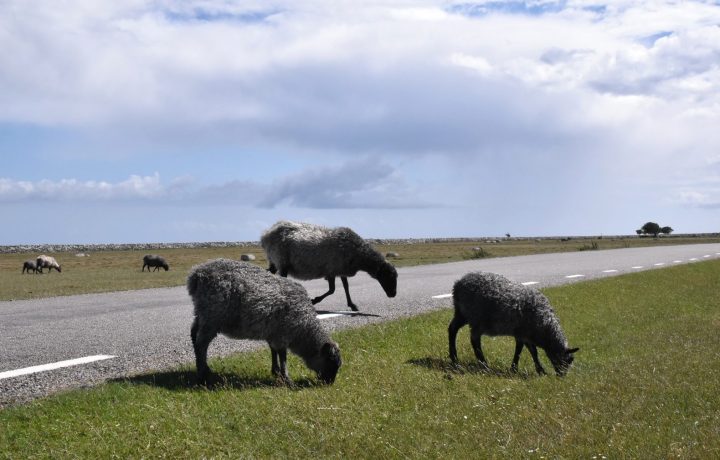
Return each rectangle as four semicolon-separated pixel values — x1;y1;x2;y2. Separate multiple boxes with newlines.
636;229;643;236
641;222;662;237
661;226;674;235
505;233;511;238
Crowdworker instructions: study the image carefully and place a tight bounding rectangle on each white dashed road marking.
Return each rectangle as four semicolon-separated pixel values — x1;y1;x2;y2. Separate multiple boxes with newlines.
703;255;711;258
602;270;618;273
690;258;698;261
521;281;539;286
632;266;644;269
317;313;345;319
0;355;116;380
432;293;453;299
654;263;665;266
674;260;683;263
565;274;585;279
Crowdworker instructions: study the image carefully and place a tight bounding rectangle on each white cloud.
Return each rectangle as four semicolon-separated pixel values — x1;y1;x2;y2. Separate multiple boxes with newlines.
0;173;167;202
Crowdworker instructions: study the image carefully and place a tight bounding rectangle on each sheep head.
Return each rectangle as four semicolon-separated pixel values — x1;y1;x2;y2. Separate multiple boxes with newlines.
374;262;398;298
313;342;342;384
548;346;579;376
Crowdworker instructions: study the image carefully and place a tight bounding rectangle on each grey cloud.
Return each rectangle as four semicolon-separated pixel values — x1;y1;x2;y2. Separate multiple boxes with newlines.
258;157;433;209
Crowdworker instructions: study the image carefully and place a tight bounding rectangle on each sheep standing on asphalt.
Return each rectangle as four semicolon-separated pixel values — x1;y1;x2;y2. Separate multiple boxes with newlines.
261;220;398;311
22;260;39;274
142;254;169;272
449;272;579;376
187;259;342;385
36;255;61;273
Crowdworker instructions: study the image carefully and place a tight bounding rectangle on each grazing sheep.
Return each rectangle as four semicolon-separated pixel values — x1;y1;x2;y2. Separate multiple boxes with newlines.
142;254;169;272
449;272;579;376
22;260;39;274
187;259;342;385
36;255;61;273
261;220;398;311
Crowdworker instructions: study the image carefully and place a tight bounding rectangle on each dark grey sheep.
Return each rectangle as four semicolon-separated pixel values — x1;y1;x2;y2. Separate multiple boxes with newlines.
36;255;61;273
260;220;398;311
187;259;342;385
449;272;579;376
142;254;169;272
22;260;39;274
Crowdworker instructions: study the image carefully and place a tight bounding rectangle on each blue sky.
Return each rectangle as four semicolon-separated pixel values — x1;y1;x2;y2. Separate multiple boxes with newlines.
2;0;720;244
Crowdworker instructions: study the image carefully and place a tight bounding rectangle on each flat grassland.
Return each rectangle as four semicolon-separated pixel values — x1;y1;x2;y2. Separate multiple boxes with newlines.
1;260;718;457
2;235;719;301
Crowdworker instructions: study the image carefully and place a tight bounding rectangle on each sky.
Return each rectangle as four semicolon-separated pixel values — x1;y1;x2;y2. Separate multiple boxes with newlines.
2;0;720;244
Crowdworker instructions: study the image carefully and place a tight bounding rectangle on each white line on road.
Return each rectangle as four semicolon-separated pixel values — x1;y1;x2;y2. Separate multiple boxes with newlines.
703;255;711;258
654;263;665;266
690;258;698;261
0;355;116;380
632;266;644;269
317;313;345;319
602;270;618;273
565;274;585;279
432;293;453;299
521;281;539;286
673;260;683;263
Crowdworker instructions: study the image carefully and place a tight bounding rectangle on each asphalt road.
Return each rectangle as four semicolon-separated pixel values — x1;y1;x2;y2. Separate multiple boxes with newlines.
2;243;719;407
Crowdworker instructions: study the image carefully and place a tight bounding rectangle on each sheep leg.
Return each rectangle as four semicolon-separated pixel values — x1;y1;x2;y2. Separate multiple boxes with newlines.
448;314;467;364
469;328;488;369
191;317;217;384
271;348;292;384
268;263;277;274
527;344;546;375
311;277;336;305
511;339;524;372
340;276;359;311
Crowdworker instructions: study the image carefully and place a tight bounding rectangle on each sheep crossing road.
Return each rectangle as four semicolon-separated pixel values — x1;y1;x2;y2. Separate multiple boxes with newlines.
1;243;719;407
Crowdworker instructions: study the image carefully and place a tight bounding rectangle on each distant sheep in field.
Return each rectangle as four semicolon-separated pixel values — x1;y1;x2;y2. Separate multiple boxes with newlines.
449;272;579;376
187;259;342;385
36;255;61;273
261;220;397;311
142;254;169;272
22;260;39;274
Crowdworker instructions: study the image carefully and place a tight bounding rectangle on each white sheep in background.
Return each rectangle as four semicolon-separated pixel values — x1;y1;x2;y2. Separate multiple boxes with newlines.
261;220;397;311
187;259;342;385
36;255;61;273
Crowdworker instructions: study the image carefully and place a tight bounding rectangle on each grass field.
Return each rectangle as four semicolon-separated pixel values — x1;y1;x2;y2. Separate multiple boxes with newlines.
2;235;720;301
1;260;718;457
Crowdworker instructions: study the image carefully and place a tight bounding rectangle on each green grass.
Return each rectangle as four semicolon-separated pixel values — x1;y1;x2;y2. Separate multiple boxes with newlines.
2;261;719;457
2;235;719;301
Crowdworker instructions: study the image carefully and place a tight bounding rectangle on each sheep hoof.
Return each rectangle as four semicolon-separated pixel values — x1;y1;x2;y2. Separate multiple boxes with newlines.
348;303;359;312
311;297;321;305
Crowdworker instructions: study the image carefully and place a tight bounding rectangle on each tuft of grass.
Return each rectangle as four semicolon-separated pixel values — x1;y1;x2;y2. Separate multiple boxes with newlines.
578;241;599;251
462;246;491;259
1;261;719;457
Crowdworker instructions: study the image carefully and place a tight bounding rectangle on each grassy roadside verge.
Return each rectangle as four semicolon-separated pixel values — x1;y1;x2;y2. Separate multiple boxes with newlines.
2;260;719;457
2;235;720;301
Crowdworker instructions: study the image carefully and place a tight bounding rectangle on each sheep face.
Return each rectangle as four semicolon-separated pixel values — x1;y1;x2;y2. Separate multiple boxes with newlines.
162;263;169;271
309;342;342;384
547;347;579;376
374;263;398;298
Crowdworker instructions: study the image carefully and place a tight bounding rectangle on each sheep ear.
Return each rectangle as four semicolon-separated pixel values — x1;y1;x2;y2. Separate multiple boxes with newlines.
567;347;580;354
321;342;339;358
